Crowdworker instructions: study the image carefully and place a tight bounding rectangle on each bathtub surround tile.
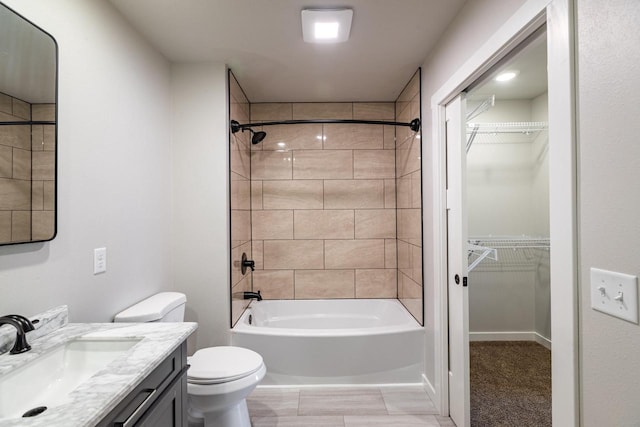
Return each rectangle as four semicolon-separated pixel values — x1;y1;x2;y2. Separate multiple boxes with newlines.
11;210;31;241
396;138;421;178
261;124;323;151
12;148;31;180
232;241;252;286
384;179;396;208
397;72;420;103
252;151;294;180
231;209;251;247
231;275;252;326
0;145;11;178
323;124;383;150
251;103;293;121
324;239;385;269
381;386;438;415
32;211;54;240
43;181;55;210
383;125;395;149
252;210;294;240
0;93;10;114
263;240;324;269
399;273;423;324
355;269;397;298
397;175;412;209
12;98;30;120
31;104;55;121
354;209;396;239
0;179;31;210
344;415;441;427
294;210;354;239
385;239;397;269
398;240;412;276
324;180;384;209
252;270;294;299
231;172;251;210
0;212;10;241
398;208;422;247
252;180;263;210
411;244;423;285
253;240;264;270
353;102;395;121
231;140;251;178
293;150;353;179
295;270;355;299
293;103;352;120
0;125;30;150
263;180;324;209
298;388;387;416
411;170;422;208
353;150;395;179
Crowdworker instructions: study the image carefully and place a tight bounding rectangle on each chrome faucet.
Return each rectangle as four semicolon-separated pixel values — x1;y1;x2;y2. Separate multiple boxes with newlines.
0;314;35;354
243;291;262;301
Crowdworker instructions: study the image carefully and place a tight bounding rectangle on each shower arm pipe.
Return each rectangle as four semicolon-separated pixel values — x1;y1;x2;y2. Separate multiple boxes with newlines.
230;118;421;134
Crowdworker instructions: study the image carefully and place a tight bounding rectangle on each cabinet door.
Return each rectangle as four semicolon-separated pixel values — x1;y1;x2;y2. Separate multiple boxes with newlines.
137;370;187;427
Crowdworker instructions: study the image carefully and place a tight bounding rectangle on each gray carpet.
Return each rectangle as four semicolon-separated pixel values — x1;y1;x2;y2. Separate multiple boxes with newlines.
470;341;551;427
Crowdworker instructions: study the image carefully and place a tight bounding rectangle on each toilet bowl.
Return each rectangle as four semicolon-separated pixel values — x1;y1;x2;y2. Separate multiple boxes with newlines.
114;292;265;427
187;346;266;427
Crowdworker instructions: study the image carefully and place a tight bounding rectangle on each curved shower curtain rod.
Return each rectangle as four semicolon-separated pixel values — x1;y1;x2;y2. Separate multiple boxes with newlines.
230;117;421;134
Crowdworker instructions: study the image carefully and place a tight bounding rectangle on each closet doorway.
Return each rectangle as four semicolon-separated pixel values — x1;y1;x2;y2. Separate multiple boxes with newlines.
446;29;552;427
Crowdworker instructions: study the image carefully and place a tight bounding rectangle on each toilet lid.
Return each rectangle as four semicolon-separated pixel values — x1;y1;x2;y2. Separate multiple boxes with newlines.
188;346;263;385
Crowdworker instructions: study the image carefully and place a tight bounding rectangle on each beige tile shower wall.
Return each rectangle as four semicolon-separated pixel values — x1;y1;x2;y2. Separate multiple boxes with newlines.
395;71;423;324
0;92;32;242
250;102;397;300
229;74;252;325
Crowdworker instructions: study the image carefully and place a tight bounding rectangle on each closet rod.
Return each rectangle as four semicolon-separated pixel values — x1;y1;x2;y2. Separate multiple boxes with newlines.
230;117;421;133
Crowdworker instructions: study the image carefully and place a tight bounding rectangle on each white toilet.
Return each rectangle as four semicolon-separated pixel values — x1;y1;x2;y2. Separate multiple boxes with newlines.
114;292;266;427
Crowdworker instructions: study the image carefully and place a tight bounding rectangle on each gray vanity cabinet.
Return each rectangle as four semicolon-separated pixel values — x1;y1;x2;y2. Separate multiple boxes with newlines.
98;342;188;427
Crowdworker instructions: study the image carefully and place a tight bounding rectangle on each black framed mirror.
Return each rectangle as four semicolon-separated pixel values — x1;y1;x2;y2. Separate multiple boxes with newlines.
0;2;57;245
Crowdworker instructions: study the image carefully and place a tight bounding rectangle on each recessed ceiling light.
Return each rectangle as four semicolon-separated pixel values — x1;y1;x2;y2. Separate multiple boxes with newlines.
302;9;353;43
495;70;519;82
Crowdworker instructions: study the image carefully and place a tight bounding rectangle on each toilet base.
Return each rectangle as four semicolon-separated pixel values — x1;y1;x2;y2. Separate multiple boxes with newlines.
189;400;251;427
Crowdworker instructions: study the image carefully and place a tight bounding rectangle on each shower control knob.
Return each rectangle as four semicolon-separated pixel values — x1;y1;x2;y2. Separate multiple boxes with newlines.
241;252;255;275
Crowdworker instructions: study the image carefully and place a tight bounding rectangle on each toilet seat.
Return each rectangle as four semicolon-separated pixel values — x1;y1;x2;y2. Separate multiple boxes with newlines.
188;346;264;385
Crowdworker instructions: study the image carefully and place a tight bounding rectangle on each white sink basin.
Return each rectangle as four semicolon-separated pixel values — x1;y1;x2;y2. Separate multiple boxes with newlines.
0;338;140;419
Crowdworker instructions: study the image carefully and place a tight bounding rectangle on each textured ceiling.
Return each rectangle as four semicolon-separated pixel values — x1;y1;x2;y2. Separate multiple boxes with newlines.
109;0;467;102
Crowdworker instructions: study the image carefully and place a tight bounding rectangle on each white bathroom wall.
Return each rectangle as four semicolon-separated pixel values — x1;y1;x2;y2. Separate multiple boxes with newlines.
170;63;230;353
420;0;528;387
577;0;640;424
0;0;173;321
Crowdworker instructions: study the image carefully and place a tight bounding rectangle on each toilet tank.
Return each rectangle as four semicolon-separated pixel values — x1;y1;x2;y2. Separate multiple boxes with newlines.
114;292;187;323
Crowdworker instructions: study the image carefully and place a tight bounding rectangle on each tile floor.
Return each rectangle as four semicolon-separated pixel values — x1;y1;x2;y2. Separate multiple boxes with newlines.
247;385;456;427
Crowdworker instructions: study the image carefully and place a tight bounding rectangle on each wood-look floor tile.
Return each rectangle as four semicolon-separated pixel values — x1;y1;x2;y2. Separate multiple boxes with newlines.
344;414;441;426
252;416;345;427
247;388;300;417
381;386;438;415
298;388;387;416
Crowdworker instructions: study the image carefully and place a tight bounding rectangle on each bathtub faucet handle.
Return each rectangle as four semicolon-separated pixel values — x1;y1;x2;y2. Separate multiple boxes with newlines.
241;252;255;274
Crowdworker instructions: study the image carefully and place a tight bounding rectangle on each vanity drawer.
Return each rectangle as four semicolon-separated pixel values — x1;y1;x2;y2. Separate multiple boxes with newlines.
98;342;187;427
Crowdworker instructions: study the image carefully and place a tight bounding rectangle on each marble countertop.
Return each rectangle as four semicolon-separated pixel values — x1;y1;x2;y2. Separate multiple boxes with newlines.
0;320;197;427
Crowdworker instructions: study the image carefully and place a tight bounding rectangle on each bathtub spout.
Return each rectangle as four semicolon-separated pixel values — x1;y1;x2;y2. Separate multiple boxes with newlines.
243;291;262;301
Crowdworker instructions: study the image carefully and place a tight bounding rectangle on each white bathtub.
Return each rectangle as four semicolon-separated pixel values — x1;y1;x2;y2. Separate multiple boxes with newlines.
231;299;424;385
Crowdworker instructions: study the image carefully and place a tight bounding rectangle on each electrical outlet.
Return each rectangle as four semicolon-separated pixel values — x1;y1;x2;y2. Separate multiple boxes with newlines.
590;267;638;324
94;247;107;274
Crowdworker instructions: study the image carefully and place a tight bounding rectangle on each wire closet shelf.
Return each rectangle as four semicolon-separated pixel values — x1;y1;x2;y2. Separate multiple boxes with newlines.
466;121;548;152
468;236;550;272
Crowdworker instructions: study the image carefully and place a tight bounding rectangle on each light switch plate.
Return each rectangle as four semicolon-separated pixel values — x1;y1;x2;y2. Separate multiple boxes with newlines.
94;247;107;274
590;267;638;324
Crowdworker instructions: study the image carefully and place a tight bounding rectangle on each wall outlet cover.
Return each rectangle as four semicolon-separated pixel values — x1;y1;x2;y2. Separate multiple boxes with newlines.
590;267;638;324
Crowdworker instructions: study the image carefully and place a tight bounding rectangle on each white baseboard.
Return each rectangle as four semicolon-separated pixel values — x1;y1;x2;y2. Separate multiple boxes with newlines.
422;374;439;412
469;331;552;350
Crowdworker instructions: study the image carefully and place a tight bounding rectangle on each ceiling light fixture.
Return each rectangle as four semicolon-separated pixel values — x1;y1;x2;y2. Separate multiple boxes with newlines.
495;70;519;82
302;9;353;43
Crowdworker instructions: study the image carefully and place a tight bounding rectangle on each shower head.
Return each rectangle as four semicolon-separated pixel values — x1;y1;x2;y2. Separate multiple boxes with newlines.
230;120;267;144
251;130;267;145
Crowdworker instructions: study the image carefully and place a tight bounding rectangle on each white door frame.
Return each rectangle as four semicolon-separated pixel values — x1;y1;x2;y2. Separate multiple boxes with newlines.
428;0;579;425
